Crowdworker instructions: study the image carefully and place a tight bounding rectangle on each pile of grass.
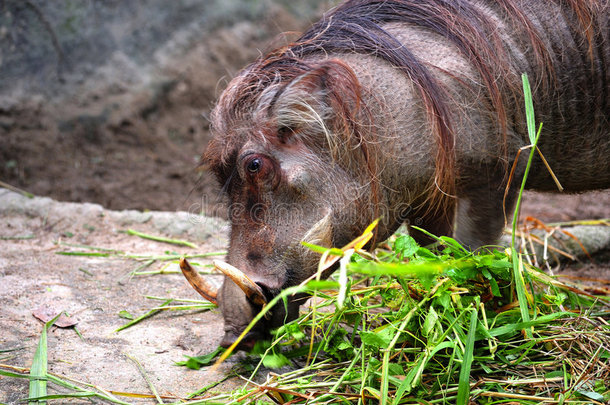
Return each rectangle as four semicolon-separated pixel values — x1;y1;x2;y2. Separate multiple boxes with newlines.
4;225;608;404
199;229;609;404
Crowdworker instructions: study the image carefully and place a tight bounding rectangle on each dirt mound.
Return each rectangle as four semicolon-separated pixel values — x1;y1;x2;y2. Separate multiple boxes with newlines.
0;0;328;212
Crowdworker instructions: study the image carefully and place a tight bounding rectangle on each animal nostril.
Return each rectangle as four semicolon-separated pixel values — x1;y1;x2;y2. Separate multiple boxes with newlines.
246;252;262;262
255;282;274;303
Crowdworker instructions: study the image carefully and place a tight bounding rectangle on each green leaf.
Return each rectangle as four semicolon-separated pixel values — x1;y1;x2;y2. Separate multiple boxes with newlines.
422;306;439;337
29;312;62;405
324;329;353;361
336;341;352;351
456;303;478;405
522;73;536;144
489;278;501;297
415;247;437;259
509;74;543;340
305;280;340;290
488;312;571;338
177;346;225;370
438;236;469;255
118;310;134;320
56;251;110;257
545;370;569;379
576;390;605;401
445;265;478;283
114;299;173;332
386;362;404;376
249;340;272;356
282;322;306;341
488;259;512;280
360;328;393;350
394;234;419;259
301;241;344;256
489;258;512;269
435;288;452;310
125;228;198;249
262;353;290;369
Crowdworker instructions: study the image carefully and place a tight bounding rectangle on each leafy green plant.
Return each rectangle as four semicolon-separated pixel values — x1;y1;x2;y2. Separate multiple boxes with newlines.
222;230;608;403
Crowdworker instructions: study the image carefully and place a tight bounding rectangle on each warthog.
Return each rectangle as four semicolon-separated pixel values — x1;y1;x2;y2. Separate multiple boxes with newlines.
183;0;610;350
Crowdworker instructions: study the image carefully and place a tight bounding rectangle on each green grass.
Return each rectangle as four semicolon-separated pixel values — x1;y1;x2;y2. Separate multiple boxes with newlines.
196;230;607;404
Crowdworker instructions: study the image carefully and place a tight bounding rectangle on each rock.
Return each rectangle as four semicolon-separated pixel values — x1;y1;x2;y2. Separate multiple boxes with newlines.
0;188;228;243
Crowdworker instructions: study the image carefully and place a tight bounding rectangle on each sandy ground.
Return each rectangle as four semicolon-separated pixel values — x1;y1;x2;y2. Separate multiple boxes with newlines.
0;188;609;404
0;189;245;403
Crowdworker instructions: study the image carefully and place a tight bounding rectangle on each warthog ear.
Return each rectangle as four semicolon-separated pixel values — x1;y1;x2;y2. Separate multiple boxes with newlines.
271;60;362;145
272;71;333;136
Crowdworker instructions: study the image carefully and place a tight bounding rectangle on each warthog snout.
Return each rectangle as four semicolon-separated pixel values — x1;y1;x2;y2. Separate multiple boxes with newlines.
180;258;274;350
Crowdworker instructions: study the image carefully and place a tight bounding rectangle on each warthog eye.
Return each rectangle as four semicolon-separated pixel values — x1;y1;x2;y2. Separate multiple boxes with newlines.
246;157;262;173
243;154;276;186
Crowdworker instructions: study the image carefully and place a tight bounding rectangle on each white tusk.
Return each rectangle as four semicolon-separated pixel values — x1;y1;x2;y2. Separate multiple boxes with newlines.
213;260;268;306
180;257;218;305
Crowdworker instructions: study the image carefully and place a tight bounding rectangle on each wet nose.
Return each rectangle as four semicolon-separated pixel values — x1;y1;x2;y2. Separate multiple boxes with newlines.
248;273;284;296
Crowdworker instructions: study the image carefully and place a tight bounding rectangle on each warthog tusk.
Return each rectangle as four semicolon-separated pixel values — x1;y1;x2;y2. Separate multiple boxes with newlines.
179;257;218;305
212;260;268;307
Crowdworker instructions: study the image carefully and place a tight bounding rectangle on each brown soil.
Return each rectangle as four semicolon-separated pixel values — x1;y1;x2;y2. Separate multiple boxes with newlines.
1;38;236;213
0;4;309;214
0;190;243;403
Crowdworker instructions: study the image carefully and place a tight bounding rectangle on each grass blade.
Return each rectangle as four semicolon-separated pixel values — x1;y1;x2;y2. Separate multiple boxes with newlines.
510;74;545;339
125;229;198;249
522;73;536;144
0;179;35;198
29;312;62;404
456;301;478;405
126;353;164;404
55;252;111;257
114;299;173;332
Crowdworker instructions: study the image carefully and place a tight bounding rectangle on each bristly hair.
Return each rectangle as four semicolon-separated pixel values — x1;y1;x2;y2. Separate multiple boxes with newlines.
204;57;373;188
205;0;600;217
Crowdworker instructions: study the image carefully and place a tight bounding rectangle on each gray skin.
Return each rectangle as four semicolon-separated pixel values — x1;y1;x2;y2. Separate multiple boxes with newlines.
208;1;610;350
